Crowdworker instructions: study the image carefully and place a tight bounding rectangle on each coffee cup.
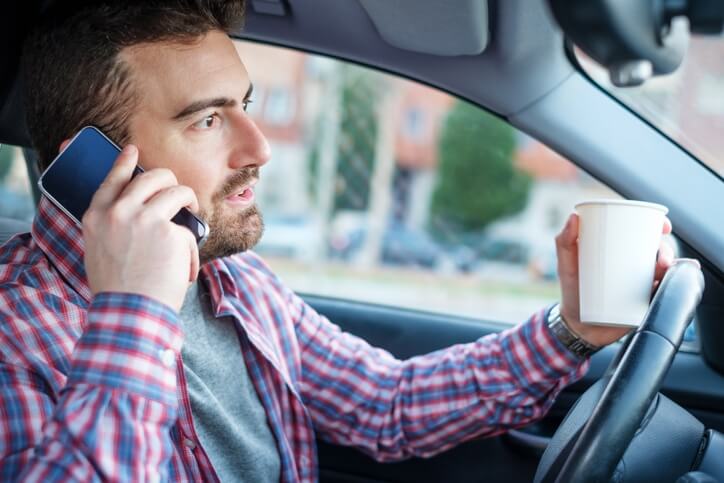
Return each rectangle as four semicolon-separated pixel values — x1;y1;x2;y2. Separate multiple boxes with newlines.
576;199;668;327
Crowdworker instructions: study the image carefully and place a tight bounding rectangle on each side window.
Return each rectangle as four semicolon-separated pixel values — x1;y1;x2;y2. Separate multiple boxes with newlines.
235;41;621;325
0;145;34;222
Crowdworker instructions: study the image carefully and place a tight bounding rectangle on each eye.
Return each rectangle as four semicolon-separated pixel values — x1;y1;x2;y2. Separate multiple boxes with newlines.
192;113;220;130
242;98;254;112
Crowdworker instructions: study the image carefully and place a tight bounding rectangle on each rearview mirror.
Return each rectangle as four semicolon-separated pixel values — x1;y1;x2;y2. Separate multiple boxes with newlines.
548;0;724;86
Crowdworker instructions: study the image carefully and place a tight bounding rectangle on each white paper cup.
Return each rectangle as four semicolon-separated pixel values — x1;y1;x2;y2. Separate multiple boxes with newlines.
576;199;668;327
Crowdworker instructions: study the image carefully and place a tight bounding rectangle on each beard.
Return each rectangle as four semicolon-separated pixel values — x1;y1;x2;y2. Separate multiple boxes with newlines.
197;167;264;263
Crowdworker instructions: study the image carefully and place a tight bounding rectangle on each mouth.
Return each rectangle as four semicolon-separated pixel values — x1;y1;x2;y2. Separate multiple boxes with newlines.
224;180;257;205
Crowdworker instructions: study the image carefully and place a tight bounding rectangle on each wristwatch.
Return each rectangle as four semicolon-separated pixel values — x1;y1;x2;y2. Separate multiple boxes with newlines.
547;303;601;359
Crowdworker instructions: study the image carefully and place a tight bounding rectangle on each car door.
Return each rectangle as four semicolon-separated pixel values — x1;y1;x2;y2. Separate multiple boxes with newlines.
308;294;724;483
232;40;724;482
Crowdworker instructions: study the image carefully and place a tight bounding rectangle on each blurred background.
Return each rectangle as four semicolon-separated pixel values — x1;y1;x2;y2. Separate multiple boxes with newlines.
233;40;617;324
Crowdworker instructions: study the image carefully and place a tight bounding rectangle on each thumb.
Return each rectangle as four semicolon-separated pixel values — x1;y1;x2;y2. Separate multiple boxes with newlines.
556;214;579;277
187;232;200;283
556;213;579;252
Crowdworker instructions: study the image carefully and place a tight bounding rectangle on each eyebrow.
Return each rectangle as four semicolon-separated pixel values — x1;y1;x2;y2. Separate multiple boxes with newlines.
172;83;254;121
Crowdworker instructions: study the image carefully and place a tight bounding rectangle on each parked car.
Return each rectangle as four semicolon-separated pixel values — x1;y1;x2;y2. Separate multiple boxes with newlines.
445;244;480;274
255;214;323;262
329;223;442;269
380;225;441;269
327;210;367;261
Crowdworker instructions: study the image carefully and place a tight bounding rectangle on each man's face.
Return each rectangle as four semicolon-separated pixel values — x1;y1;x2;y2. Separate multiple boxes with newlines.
122;31;270;263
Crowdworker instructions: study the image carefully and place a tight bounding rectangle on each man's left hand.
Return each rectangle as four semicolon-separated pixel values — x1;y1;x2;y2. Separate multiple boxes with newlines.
555;213;675;348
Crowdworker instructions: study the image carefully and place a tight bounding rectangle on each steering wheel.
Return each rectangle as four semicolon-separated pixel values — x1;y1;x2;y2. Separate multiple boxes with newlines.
534;260;706;483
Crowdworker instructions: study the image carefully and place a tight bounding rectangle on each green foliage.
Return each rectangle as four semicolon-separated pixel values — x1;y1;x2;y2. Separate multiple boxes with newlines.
305;66;378;212
0;145;13;183
430;100;531;240
333;66;378;212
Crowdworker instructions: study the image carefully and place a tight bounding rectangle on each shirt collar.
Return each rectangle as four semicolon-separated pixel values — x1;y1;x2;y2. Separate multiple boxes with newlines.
32;196;92;302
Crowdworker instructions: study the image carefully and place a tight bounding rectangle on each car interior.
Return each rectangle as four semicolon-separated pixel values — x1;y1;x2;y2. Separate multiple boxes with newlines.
1;1;724;482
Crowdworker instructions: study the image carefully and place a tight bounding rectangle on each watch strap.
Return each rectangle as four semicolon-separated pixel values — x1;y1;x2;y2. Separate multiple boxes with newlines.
547;304;600;359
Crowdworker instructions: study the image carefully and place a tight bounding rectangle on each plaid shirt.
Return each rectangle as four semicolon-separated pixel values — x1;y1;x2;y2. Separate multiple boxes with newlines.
0;197;589;482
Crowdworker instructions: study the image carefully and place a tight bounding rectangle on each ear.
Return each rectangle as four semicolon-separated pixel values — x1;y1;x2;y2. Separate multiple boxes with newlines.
58;139;71;153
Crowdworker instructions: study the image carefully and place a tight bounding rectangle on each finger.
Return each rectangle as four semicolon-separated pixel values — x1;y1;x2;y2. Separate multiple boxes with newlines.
143;185;200;221
117;168;179;209
659;240;675;264
663;217;672;235
186;229;200;282
654;240;675;281
88;145;139;209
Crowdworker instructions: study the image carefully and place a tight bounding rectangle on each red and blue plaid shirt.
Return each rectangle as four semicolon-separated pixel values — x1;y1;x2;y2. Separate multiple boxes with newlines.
0;197;589;482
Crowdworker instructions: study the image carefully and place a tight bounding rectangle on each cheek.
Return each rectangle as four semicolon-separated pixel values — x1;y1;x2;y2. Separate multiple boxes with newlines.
180;170;217;208
139;150;216;209
132;127;225;208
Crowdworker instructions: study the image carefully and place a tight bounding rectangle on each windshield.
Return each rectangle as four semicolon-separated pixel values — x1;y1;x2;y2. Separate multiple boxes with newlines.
576;37;724;179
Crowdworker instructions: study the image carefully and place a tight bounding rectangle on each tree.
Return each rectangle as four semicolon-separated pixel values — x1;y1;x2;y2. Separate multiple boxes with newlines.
306;65;379;214
332;65;379;212
430;100;531;241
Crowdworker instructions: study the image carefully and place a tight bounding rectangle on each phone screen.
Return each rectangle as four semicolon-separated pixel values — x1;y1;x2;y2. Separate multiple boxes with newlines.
38;126;209;245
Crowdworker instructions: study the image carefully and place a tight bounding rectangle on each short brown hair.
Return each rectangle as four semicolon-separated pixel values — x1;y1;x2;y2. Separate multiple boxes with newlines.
22;0;245;171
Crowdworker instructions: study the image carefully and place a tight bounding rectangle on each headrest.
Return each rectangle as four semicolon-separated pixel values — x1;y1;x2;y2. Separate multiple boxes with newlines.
0;1;87;147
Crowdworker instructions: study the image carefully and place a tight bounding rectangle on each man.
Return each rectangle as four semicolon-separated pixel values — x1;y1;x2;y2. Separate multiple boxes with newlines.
0;1;674;481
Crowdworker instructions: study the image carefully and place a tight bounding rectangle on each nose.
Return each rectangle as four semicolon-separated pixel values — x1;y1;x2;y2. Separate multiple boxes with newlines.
228;111;271;169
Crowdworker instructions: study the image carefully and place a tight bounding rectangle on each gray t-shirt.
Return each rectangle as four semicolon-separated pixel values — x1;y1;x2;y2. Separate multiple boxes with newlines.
178;282;281;483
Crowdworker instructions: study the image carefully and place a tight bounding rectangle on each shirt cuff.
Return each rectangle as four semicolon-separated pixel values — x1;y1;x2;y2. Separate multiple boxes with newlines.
499;308;590;399
67;292;183;405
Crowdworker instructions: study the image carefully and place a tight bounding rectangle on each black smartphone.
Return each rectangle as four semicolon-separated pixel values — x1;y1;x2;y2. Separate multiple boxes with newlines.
38;126;209;246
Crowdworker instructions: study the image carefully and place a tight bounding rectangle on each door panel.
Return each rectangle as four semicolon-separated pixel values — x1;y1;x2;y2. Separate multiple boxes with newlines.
306;295;724;483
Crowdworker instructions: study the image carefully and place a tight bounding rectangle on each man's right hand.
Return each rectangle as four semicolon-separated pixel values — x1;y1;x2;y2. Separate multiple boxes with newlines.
82;145;200;312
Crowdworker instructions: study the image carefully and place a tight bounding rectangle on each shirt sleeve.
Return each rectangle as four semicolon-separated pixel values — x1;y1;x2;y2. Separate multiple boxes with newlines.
0;292;182;482
292;294;589;462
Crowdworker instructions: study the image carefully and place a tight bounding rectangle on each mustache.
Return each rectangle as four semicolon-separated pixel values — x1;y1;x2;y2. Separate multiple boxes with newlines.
216;167;260;200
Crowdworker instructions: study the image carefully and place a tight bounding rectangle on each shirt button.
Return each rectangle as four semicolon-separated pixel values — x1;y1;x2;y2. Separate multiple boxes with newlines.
300;455;309;466
183;438;197;450
159;348;176;368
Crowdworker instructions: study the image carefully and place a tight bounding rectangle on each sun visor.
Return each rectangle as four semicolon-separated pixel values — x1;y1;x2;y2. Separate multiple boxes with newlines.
359;0;488;56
